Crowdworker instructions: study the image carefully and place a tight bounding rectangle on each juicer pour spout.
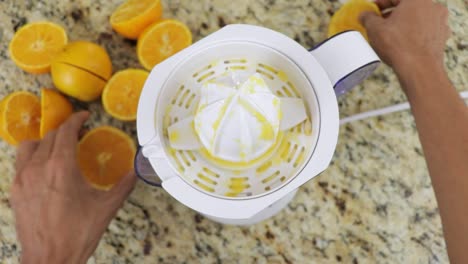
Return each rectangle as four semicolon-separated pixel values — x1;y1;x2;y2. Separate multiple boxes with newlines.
134;147;162;187
134;136;166;187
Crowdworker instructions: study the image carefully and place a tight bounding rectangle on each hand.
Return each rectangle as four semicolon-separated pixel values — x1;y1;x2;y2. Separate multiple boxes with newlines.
10;112;137;264
360;0;450;69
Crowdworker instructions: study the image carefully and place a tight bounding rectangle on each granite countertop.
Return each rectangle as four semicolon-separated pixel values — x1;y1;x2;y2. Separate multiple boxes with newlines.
1;0;467;263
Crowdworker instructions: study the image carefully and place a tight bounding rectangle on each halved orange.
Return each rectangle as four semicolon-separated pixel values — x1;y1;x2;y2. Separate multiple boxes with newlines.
40;88;73;138
0;96;14;144
137;19;192;70
110;0;163;39
102;69;149;121
77;126;136;191
328;0;381;41
0;92;41;145
9;22;68;74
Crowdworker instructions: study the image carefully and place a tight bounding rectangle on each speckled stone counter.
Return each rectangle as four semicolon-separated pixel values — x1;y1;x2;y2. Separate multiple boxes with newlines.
1;0;467;263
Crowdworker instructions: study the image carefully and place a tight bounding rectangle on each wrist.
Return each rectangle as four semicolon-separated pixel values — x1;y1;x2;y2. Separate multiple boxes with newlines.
392;55;451;100
391;54;445;78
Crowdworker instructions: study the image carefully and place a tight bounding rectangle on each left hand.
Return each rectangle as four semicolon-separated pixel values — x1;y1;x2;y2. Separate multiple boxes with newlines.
10;112;136;264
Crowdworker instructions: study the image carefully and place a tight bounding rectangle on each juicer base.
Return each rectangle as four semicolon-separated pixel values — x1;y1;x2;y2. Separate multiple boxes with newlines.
202;189;298;226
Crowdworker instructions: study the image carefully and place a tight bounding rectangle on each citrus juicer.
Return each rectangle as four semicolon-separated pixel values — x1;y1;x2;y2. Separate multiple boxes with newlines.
135;25;380;225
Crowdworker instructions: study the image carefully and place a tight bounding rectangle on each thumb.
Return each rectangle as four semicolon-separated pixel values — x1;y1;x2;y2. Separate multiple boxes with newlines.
360;11;385;31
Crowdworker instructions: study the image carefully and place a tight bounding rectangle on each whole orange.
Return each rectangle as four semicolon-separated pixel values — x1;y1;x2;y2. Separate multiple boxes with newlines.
51;41;112;102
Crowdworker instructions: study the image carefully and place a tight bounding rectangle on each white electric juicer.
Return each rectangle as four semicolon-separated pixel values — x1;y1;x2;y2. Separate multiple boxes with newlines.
134;25;380;225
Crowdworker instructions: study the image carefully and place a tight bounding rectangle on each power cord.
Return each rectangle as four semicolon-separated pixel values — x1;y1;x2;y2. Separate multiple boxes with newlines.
340;91;468;125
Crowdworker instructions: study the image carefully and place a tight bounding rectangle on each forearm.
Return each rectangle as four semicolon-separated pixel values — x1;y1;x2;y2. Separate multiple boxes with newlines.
21;253;87;264
395;58;468;263
21;244;91;264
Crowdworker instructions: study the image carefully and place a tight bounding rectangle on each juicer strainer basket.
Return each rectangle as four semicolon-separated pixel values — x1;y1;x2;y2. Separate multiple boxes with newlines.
158;41;319;199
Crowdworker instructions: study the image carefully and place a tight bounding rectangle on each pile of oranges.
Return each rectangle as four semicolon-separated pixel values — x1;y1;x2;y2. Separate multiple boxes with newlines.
1;0;192;190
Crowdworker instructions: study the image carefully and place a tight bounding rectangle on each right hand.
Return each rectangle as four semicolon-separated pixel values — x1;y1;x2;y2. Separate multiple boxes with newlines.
360;0;450;69
11;112;136;264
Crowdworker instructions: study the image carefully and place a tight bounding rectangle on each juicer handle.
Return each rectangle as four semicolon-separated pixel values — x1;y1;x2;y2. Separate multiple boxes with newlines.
310;31;381;97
